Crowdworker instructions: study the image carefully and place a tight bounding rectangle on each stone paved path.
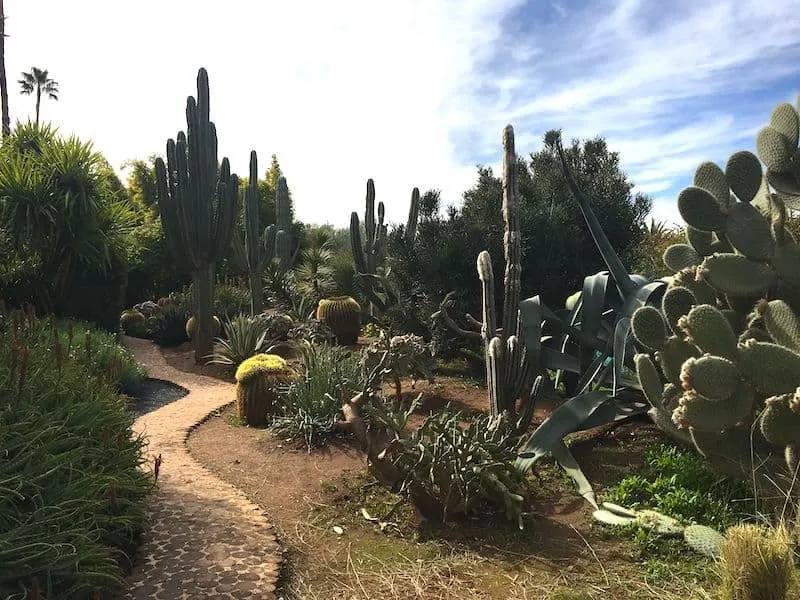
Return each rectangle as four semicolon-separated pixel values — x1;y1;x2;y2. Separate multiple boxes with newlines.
117;337;281;600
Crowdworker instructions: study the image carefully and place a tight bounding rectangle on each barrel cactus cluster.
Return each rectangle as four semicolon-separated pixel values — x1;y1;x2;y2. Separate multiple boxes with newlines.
632;99;800;483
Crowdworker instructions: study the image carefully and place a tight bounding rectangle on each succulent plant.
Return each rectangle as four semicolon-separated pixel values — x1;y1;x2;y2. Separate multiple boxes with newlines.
349;180;418;315
185;314;221;341
234;353;297;427
154;68;238;363
632;98;800;486
315;295;361;345
593;502;726;558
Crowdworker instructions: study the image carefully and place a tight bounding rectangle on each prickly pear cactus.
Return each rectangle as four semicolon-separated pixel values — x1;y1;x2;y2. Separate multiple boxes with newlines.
631;99;800;485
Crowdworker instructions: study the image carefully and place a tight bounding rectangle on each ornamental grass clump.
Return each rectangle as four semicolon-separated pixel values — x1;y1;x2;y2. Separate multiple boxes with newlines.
0;307;152;599
234;353;298;427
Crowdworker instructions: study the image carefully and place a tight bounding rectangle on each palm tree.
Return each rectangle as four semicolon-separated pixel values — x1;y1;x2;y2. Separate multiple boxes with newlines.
18;67;58;126
0;0;9;137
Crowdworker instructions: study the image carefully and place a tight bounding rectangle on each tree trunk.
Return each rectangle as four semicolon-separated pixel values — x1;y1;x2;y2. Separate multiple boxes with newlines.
249;272;263;315
192;263;216;363
0;0;9;137
35;86;40;126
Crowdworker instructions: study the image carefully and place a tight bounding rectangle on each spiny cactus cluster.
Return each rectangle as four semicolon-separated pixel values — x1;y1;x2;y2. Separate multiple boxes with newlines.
349;180;419;314
756;99;800;209
633;99;800;482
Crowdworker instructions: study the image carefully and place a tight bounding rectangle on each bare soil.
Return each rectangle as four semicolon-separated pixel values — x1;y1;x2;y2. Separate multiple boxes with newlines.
155;341;715;599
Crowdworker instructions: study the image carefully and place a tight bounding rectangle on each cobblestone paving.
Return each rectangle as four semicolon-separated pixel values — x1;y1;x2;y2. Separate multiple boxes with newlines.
117;337;281;600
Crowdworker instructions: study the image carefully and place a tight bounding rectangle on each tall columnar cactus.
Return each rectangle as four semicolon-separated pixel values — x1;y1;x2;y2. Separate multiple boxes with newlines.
350;179;387;276
155;68;238;363
275;176;292;270
243;150;271;314
480;126;537;420
632;98;800;486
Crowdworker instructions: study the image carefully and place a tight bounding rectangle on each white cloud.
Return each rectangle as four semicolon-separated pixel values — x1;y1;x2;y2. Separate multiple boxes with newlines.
4;0;799;229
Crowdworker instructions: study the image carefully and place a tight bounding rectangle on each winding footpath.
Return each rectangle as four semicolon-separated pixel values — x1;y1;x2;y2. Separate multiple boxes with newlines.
118;337;282;600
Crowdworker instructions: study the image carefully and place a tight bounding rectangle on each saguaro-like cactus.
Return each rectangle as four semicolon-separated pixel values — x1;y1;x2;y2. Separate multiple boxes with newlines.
275;176;293;270
244;151;268;314
480;126;538;420
155;68;238;362
349;180;419;314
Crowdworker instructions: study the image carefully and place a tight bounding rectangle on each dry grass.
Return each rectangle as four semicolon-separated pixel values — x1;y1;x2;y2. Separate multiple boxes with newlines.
273;496;718;600
717;523;797;600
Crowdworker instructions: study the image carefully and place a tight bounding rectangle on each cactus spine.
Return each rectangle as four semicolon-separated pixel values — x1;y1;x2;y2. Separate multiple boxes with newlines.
155;68;238;363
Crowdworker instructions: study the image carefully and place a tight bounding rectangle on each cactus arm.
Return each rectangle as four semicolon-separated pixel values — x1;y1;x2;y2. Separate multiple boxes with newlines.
406;188;420;240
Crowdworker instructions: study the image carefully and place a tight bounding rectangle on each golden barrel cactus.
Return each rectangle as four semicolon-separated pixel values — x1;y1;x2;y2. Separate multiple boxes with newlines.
234;353;297;427
316;296;361;345
185;314;221;341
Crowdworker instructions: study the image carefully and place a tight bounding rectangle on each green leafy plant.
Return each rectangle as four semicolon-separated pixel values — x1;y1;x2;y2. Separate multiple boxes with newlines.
0;308;153;599
270;342;363;450
368;401;527;527
603;444;751;531
205;314;291;368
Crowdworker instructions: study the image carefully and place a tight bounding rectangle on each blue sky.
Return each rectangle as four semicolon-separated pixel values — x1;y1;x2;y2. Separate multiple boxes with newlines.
5;0;799;227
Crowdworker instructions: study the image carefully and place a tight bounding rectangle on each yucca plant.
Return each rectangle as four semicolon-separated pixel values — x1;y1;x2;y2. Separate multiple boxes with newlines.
204;314;291;368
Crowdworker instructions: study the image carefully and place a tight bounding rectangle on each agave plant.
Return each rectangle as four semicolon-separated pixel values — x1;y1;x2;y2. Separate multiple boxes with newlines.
204;314;291;367
434;126;665;508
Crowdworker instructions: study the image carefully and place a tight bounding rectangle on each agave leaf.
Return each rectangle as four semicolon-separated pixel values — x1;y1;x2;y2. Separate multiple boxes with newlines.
612;317;632;395
515;390;612;474
557;141;637;297
551;440;598;508
580;271;610;343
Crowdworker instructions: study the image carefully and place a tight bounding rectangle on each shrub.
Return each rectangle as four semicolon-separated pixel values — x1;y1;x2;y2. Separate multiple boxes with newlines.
270;342;363;450
604;444;752;531
0;310;152;598
0;124;136;330
369;404;526;526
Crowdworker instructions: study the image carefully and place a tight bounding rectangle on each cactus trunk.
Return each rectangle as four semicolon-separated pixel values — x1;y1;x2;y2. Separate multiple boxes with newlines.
191;264;215;362
244;150;264;314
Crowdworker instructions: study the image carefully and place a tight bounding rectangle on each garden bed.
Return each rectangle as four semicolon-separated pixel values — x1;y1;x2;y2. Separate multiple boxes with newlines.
186;376;716;600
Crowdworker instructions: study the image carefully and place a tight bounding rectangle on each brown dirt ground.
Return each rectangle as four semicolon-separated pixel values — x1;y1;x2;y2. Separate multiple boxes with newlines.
154;340;717;599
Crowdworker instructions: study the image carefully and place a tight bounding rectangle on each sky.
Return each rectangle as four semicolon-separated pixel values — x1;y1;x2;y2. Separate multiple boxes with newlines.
5;0;799;228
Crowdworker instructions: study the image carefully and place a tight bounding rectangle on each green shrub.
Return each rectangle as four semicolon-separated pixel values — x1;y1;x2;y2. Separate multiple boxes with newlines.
0;310;153;599
270;342;363;450
213;281;252;319
0;124;136;329
604;444;752;531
